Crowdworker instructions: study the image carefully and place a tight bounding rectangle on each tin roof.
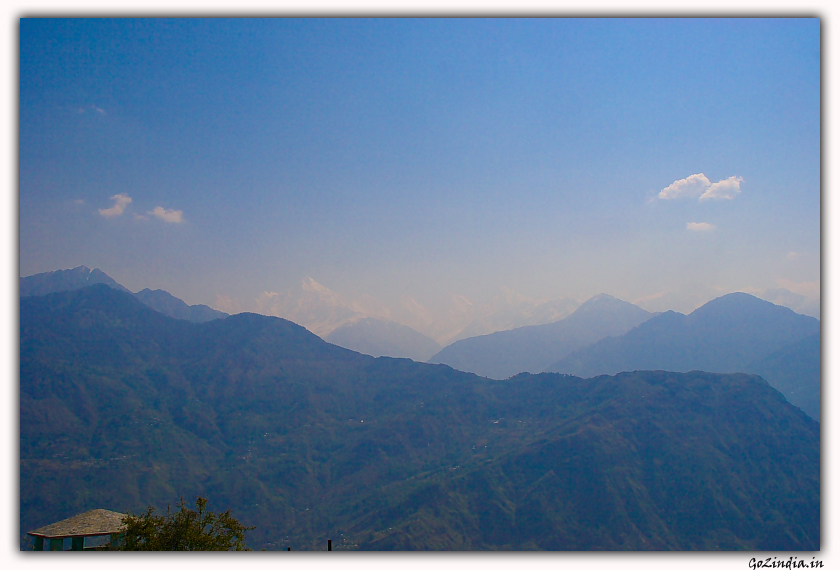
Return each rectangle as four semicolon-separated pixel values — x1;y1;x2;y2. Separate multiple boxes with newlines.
28;509;126;539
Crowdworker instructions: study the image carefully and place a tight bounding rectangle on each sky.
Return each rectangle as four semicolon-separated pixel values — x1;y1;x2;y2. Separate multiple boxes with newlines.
19;17;821;317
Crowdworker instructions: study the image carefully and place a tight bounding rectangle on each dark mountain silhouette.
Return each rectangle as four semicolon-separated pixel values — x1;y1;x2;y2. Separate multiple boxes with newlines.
325;317;442;362
547;293;820;420
20;266;228;323
20;285;819;550
428;294;653;379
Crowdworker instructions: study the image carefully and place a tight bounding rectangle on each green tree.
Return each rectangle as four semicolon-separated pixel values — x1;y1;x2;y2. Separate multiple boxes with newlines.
114;496;254;551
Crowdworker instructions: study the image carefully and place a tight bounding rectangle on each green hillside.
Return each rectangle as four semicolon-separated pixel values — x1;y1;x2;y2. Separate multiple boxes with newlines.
20;285;819;550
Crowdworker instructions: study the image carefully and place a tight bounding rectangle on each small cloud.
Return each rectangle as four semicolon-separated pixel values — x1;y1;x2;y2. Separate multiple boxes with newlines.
658;174;711;200
699;176;743;201
658;173;743;201
687;222;716;232
787;251;802;260
149;206;184;223
133;213;149;221
99;194;132;217
74;199;85;206
76;104;106;115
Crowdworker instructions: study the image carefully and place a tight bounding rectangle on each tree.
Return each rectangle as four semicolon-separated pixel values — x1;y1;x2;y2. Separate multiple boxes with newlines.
114;496;254;551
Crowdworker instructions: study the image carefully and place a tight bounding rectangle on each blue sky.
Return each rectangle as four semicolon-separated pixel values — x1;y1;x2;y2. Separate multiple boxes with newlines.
19;18;820;314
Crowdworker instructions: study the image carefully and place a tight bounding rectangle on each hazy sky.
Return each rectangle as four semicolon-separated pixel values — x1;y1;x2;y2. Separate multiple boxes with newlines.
19;18;820;314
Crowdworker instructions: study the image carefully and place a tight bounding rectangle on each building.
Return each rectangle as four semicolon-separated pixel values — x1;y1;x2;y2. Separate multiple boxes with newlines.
28;509;126;551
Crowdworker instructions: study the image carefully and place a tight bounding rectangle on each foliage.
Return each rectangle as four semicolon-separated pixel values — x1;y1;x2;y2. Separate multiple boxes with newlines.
114;497;253;551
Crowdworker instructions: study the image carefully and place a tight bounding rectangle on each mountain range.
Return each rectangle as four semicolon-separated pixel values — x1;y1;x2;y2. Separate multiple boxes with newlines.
20;266;228;323
20;284;819;550
20;267;820;422
547;293;820;420
446;291;581;343
236;278;583;346
429;294;654;379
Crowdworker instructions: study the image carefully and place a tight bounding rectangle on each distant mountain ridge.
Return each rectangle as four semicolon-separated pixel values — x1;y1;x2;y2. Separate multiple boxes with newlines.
133;288;228;323
19;265;131;296
20;285;820;550
325;317;442;362
547;292;820;420
447;293;581;343
428;294;654;379
758;288;820;320
20;266;228;323
247;278;583;346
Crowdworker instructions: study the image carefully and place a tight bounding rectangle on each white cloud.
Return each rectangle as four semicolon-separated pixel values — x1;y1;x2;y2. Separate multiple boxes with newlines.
98;194;132;217
699;176;743;201
658;173;743;201
76;105;106;115
658;173;711;199
149;206;184;223
686;222;716;232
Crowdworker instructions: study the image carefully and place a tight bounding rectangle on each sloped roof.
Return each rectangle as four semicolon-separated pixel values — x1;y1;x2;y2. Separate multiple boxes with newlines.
28;509;126;538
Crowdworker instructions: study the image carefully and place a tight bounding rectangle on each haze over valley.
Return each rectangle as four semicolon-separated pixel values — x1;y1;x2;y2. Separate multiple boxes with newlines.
21;265;822;424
